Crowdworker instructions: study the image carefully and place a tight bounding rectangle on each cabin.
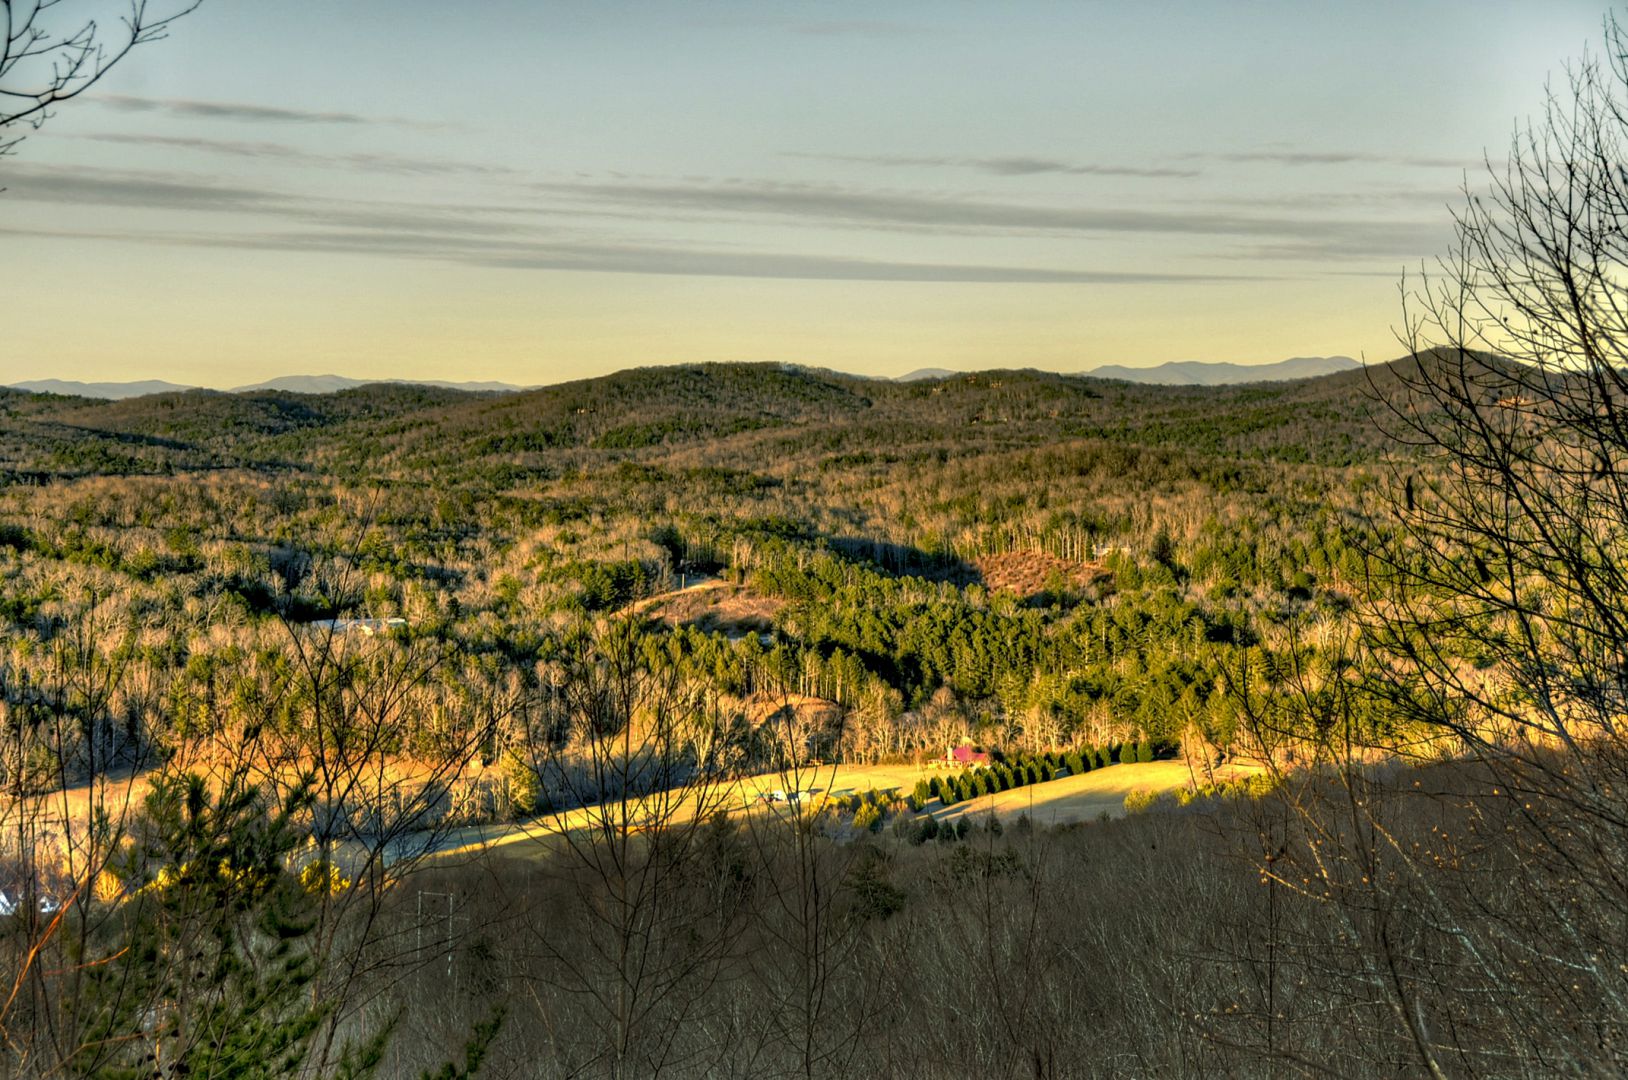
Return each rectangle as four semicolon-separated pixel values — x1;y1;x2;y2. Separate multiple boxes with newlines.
946;744;991;768
308;617;409;636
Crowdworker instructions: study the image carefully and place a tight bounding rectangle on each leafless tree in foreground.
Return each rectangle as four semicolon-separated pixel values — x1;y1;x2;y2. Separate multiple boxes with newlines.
1218;16;1628;1075
1;0;202;157
517;616;748;1079
738;688;867;1080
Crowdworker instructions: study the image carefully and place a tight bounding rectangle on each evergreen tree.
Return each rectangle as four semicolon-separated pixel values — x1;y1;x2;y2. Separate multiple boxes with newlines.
502;748;541;818
74;773;342;1079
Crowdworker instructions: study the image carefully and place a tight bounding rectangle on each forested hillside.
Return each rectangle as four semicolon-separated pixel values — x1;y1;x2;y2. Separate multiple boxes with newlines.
0;359;1416;780
4;351;1611;1078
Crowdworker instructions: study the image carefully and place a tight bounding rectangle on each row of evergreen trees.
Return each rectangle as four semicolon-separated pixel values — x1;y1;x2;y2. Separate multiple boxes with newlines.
913;741;1170;809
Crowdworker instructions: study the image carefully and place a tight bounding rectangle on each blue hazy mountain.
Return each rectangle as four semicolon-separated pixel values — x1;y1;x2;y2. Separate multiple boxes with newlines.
9;378;198;399
1084;356;1361;385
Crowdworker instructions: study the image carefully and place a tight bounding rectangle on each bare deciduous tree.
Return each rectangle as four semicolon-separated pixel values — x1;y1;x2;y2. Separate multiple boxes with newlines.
1;0;202;157
518;616;747;1079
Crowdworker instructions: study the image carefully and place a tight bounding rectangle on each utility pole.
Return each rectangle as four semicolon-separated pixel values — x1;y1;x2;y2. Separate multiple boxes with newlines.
416;889;468;988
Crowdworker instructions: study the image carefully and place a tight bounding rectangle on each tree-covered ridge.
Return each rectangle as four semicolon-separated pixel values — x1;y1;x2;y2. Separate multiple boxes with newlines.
0;358;1424;483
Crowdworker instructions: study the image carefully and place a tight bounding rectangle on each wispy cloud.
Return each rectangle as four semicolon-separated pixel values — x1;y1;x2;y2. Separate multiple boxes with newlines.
533;178;1351;239
1224;222;1454;263
91;94;446;130
0;220;1256;284
74;132;515;178
0;161;1431;278
465;246;1246;283
0;165;529;234
1194;149;1472;169
0;162;1264;284
788;152;1199;179
2;167;285;213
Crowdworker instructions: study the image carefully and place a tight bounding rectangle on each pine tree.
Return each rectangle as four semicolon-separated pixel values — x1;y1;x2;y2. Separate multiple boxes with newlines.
75;773;338;1079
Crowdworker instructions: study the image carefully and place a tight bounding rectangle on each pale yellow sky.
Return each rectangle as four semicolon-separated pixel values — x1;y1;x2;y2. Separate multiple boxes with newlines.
0;1;1609;387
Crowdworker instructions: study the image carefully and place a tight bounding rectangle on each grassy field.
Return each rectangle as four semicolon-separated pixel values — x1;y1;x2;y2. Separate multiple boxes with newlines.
431;757;1263;861
927;759;1261;828
23;752;1263;875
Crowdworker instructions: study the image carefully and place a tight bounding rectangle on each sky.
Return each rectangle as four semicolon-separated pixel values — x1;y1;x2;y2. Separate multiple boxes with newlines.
0;0;1615;388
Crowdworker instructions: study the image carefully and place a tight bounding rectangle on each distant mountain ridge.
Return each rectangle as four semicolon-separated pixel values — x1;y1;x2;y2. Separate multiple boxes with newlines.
893;357;1360;385
11;357;1359;401
1084;356;1361;385
5;374;533;399
228;374;534;394
9;378;199;399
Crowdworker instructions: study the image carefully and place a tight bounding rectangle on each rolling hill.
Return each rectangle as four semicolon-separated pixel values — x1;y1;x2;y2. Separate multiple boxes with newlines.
0;355;1437;489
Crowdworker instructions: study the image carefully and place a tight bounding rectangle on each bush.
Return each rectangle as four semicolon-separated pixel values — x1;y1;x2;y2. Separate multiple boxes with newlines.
1118;742;1137;764
1137;740;1154;764
1123;789;1161;814
852;802;882;833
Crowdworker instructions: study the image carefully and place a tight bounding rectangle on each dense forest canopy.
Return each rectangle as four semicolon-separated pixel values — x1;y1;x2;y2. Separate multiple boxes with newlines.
0;357;1429;784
